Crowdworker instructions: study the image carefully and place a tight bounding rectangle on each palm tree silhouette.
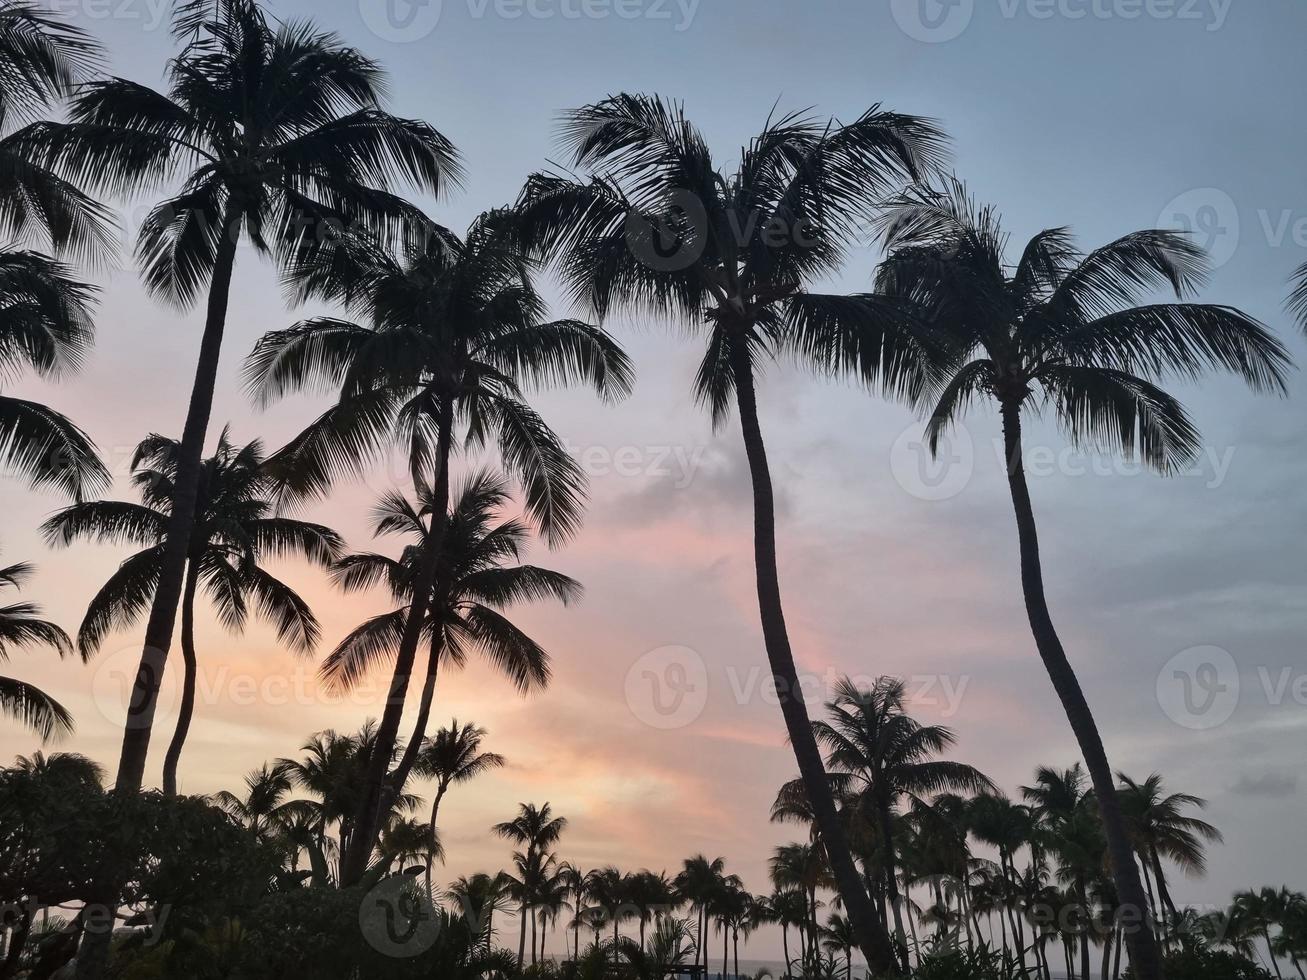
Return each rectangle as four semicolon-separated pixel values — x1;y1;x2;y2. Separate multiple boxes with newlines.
812;675;993;970
1235;887;1296;980
21;0;459;796
42;430;341;794
1118;772;1223;931
320;470;576;801
211;762;296;838
494;802;568;968
514;90;948;977
446;872;514;954
676;854;729;976
412;720;505;882
247;211;629;882
0;557;77;739
878;179;1292;980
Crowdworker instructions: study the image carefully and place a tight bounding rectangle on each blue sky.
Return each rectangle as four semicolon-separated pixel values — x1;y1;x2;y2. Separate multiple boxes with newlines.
4;0;1306;961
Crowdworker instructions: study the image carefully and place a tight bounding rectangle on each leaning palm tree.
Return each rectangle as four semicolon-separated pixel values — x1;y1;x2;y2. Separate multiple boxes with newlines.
319;469;577;801
246;211;629;883
42;430;341;794
1117;772;1223;927
0;557;76;739
878;179;1292;980
413;720;506;881
18;0;459;797
512;90;947;977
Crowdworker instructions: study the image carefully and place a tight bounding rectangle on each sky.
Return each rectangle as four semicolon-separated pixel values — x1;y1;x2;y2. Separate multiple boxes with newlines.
3;0;1307;963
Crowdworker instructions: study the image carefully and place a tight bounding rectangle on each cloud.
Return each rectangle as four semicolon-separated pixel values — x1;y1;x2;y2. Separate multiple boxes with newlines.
1232;772;1299;798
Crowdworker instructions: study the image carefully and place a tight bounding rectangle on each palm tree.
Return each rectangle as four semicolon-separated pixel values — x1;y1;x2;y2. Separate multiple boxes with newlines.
879;179;1292;980
0;558;77;739
42;430;341;795
676;855;729;975
247;211;629;883
769;888;808;977
378;815;443;875
494;803;568;967
812;675;994;969
21;0;459;798
446;872;514;954
823;912;857;980
211;762;296;838
968;793;1037;975
513;92;947;976
1117;773;1223;929
1235;887;1296;980
320;469;576;800
770;842;830;966
412;721;505;881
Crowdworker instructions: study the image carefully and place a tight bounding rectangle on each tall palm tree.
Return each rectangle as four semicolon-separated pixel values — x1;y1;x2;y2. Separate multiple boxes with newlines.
20;0;459;797
494;802;568;967
412;720;505;880
968;793;1037;975
42;430;341;795
0;557;76;739
557;861;591;962
247;211;629;882
770;842;830;965
1235;887;1295;980
319;469;577;799
676;855;729;975
1117;773;1222;927
812;675;993;969
512;92;948;975
879;179;1292;980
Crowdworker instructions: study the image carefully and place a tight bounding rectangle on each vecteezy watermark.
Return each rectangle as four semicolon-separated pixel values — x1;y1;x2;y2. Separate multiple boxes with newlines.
1157;187;1241;269
359;0;698;43
47;0;170;32
1157;645;1307;731
889;420;1240;503
359;876;441;958
890;422;976;502
727;668;972;718
892;0;1230;43
566;439;707;488
91;644;391;727
624;645;710;730
1157;645;1239;730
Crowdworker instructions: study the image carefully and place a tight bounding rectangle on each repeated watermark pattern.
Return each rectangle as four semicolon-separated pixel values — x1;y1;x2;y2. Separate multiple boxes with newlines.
358;0;699;43
1157;645;1307;731
891;0;1232;44
623;644;972;730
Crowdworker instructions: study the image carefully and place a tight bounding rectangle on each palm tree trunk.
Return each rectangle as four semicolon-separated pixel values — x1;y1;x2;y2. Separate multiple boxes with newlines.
390;634;444;798
782;923;791;977
425;781;448;889
1265;930;1284;980
733;929;739;979
76;203;243;980
518;903;528;969
1149;848;1177;930
999;400;1165;980
161;561;200;796
728;340;900;977
878;801;911;971
340;397;454;885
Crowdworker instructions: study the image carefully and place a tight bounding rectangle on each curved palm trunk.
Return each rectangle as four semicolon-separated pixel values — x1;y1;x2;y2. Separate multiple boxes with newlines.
340;398;454;885
77;205;242;980
1264;929;1285;980
161;561;200;796
999;401;1164;980
424;780;448;888
390;634;443;799
727;341;900;977
877;800;911;970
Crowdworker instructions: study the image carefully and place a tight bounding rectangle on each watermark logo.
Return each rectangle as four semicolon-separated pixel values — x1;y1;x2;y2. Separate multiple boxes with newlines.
91;644;181;729
359;0;444;42
359;876;441;958
1156;645;1239;730
625;190;709;272
624;645;709;730
891;0;975;43
1158;187;1240;269
890;422;975;501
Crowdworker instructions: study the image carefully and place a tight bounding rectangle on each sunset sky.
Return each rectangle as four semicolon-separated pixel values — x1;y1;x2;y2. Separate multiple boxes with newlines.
4;0;1307;961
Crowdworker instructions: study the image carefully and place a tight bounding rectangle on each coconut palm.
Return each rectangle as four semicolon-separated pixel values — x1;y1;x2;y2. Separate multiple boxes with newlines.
968;793;1037;974
211;762;296;838
19;0;459;797
42;430;341;795
320;469;576;801
1117;772;1223;927
378;815;443;875
823;912;857;980
1235;888;1297;980
411;721;505;880
447;872;514;954
513;92;948;975
0;558;76;739
494;803;568;967
878;179;1292;980
676;855;729;975
246;211;629;883
812;675;993;970
770;843;830;965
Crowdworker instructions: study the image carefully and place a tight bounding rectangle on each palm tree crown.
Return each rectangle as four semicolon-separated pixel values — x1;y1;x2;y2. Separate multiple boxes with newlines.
0;556;77;739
